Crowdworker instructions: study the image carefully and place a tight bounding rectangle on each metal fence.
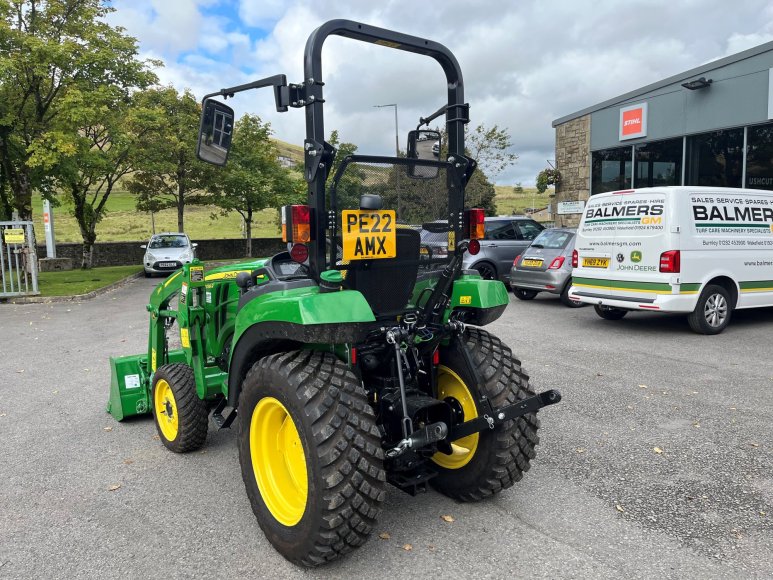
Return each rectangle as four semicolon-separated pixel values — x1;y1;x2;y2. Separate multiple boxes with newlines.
0;221;39;298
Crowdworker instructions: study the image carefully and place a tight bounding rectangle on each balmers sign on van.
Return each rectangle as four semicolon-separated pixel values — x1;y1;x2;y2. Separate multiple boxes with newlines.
619;102;647;141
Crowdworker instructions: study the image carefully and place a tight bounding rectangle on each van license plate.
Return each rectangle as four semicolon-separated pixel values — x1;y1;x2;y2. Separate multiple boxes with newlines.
582;257;610;268
522;258;543;267
342;210;397;261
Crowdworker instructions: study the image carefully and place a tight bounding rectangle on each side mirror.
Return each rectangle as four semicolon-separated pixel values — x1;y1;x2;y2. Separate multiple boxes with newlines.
197;98;235;166
406;129;441;179
192;243;198;248
140;244;147;249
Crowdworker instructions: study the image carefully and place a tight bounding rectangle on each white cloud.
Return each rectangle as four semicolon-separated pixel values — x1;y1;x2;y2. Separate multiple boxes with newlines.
111;0;773;185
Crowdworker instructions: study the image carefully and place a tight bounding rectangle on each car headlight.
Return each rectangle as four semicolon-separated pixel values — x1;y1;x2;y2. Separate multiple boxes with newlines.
179;251;192;261
145;252;156;262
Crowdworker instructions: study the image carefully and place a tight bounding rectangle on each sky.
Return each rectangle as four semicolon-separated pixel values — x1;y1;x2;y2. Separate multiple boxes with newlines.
107;0;773;186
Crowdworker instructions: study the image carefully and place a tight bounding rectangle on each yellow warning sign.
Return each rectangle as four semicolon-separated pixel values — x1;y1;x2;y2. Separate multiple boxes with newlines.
180;327;190;348
3;228;25;244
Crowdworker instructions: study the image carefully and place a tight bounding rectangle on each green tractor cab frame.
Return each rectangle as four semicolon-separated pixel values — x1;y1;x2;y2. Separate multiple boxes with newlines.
108;18;560;568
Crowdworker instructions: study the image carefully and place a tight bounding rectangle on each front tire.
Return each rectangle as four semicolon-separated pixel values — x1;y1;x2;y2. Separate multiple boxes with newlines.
237;350;386;567
151;364;208;453
687;284;732;334
594;305;628;320
431;328;540;501
513;288;539;300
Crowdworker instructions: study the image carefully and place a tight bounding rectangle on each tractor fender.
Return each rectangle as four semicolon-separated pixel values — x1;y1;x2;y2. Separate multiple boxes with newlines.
226;287;376;407
445;276;510;325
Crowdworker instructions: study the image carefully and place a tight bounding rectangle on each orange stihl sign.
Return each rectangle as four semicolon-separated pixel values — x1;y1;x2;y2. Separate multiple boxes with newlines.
619;102;647;141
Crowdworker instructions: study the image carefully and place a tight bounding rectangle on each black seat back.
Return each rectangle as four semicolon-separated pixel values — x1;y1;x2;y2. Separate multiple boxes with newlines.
343;227;421;317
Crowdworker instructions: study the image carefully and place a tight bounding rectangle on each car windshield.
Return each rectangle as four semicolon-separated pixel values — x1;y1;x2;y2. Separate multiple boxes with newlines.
149;235;188;249
531;230;572;249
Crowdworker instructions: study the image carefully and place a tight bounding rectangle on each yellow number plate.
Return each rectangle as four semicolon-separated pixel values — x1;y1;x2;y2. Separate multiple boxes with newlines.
342;210;396;261
582;257;610;268
521;258;543;267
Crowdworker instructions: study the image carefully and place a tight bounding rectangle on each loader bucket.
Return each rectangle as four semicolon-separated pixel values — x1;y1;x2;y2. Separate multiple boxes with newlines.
107;354;151;421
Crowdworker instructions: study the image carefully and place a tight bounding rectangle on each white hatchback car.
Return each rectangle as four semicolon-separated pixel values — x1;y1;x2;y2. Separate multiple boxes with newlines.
141;233;197;277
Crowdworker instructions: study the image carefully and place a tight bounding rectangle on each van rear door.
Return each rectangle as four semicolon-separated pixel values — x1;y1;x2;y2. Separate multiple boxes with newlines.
573;189;675;299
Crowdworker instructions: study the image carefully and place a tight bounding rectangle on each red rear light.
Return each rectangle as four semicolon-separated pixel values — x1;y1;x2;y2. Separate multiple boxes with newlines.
571;249;578;268
282;204;311;243
659;250;680;273
289;242;309;263
350;347;357;365
464;208;485;240
468;239;480;255
514;254;522;266
549;256;565;270
432;349;440;365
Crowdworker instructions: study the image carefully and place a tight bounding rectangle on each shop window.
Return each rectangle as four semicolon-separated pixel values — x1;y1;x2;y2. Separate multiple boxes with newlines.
746;122;773;190
635;138;682;187
685;129;743;188
591;147;632;194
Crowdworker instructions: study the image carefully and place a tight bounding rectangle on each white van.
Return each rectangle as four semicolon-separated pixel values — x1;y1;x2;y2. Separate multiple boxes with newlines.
569;186;773;334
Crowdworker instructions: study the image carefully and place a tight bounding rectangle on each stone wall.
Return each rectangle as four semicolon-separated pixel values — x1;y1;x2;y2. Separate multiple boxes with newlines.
552;114;591;227
37;238;286;268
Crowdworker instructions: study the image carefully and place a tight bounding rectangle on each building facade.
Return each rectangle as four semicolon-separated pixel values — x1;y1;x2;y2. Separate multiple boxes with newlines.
551;41;773;226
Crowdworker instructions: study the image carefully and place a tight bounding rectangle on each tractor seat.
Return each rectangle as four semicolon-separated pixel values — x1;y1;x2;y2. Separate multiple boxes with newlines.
343;226;421;318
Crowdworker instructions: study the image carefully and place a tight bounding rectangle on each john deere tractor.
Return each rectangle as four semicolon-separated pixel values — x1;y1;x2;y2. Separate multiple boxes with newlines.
107;19;560;567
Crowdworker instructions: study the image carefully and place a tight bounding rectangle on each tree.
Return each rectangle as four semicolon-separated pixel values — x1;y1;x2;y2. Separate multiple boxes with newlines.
465;124;519;182
211;114;304;257
0;0;155;220
127;87;213;232
47;88;156;268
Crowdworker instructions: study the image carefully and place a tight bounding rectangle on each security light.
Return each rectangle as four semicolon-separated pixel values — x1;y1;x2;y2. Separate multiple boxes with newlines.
681;77;713;90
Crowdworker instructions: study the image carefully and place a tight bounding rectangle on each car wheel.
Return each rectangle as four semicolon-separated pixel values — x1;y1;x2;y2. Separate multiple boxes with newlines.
513;288;539;300
560;279;584;308
474;262;497;281
144;270;152;278
687;284;732;335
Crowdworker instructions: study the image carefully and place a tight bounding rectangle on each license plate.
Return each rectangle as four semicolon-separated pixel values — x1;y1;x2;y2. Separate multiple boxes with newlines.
420;247;429;256
159;262;177;268
342;210;397;261
582;257;610;268
521;258;543;268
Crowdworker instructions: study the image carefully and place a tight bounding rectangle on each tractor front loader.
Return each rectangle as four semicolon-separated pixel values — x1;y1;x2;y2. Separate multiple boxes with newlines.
107;19;561;567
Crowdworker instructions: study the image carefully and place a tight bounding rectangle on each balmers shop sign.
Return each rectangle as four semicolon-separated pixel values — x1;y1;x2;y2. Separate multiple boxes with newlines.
619;102;647;141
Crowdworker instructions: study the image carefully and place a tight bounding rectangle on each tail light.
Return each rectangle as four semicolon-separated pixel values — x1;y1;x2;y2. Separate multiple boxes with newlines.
281;205;311;243
513;254;522;266
464;208;485;240
571;249;578;268
432;348;440;365
549;256;565;270
468;239;480;255
659;250;680;273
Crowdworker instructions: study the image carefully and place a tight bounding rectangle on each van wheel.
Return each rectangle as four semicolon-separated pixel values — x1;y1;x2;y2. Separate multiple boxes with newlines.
560;279;584;308
687;284;732;335
513;288;538;301
594;305;628;320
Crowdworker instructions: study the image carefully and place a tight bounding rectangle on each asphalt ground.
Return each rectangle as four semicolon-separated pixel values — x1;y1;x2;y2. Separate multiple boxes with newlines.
1;277;771;579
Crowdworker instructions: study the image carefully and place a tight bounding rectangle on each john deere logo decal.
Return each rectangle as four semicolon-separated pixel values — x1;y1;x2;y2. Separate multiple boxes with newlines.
631;251;642;263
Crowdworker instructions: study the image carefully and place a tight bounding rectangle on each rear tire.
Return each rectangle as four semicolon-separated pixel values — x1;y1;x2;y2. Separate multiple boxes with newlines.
151;364;208;453
594;305;628;320
560;279;584;308
431;328;540;501
513;288;539;300
687;284;732;335
237;350;386;567
474;261;497;281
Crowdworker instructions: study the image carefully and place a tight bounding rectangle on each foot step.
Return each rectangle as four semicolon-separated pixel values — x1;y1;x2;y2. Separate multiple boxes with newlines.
210;397;237;430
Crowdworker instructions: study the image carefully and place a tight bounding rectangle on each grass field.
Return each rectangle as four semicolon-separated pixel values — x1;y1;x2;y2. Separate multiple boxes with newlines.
37;265;141;296
30;182;553;245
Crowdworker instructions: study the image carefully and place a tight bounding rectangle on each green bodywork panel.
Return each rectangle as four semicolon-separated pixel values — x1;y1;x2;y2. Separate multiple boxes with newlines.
107;261;508;422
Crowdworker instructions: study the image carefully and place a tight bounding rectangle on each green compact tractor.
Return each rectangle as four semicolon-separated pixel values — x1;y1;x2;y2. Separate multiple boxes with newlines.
107;19;560;566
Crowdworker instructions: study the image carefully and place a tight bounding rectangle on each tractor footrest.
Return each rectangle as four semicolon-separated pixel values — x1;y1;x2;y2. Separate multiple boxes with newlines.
210;397;238;430
387;467;438;496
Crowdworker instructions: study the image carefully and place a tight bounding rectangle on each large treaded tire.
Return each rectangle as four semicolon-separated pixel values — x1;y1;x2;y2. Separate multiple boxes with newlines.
237;350;386;567
432;328;540;501
151;363;208;453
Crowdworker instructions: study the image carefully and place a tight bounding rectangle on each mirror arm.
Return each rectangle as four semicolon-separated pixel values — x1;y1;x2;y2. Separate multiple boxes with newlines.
418;104;447;129
418;102;470;129
203;74;290;112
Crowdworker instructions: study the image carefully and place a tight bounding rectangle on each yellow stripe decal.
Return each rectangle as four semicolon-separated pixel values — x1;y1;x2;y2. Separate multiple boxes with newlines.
163;271;181;287
740;287;773;293
572;283;673;295
204;270;251;282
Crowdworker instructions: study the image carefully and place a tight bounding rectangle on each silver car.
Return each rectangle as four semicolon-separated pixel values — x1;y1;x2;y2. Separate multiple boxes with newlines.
510;228;583;307
141;232;197;277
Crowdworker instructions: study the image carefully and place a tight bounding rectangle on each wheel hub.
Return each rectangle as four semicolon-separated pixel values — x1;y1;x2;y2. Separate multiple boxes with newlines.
704;293;727;327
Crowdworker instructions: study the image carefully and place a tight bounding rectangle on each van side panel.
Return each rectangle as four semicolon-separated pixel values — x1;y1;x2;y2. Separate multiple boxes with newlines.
682;190;773;309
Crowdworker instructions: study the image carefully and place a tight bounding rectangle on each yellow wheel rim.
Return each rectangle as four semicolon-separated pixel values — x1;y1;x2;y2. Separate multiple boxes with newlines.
154;379;179;442
250;397;308;526
432;365;479;469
